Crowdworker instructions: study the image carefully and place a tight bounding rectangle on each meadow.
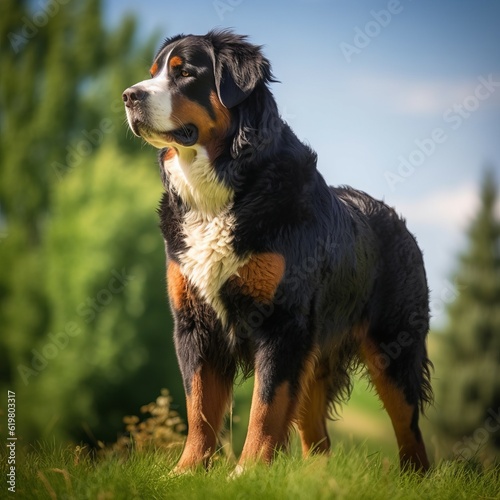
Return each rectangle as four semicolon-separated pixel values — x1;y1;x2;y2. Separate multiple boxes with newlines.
7;442;499;500
4;378;498;500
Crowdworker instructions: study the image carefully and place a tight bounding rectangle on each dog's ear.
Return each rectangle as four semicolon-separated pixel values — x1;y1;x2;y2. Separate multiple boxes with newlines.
209;31;274;108
217;63;254;109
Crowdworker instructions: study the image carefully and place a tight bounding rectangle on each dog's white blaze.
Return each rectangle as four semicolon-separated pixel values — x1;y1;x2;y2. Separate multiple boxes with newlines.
131;50;176;132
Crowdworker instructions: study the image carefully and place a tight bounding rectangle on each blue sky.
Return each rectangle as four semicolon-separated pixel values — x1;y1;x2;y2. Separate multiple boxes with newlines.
105;0;500;327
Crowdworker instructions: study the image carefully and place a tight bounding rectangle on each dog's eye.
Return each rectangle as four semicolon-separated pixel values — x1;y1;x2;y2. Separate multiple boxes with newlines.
180;70;191;78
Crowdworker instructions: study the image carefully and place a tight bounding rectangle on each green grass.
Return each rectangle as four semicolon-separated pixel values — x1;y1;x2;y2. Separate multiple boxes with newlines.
4;373;496;499
4;443;499;500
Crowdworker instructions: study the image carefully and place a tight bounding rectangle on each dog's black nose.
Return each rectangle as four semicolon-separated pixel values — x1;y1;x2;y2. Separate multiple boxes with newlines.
122;86;147;108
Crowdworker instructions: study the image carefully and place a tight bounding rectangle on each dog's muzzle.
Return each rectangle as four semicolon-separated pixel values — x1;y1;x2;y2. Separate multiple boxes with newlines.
122;86;198;146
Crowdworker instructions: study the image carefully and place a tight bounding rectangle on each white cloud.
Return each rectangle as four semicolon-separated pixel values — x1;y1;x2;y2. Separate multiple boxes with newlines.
393;81;471;115
394;182;500;233
395;184;480;230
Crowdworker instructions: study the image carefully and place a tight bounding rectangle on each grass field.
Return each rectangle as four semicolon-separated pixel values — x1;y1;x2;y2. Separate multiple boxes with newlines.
4;442;499;499
5;339;498;499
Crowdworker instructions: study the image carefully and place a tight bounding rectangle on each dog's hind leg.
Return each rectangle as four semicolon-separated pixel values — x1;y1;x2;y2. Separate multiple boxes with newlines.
296;355;331;456
360;337;430;472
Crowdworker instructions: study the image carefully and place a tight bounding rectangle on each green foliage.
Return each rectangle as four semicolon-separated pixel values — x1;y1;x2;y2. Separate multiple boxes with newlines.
0;0;182;444
114;389;186;454
5;444;499;500
19;144;181;443
435;169;500;459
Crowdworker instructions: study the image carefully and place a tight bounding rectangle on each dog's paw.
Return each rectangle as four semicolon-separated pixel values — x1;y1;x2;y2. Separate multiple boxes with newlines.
228;464;246;480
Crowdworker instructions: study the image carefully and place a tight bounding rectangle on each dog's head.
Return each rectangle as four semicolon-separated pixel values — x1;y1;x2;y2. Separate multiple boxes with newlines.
123;30;274;158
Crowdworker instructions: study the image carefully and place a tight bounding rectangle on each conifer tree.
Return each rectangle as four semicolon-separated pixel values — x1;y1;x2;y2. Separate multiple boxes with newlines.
436;169;500;458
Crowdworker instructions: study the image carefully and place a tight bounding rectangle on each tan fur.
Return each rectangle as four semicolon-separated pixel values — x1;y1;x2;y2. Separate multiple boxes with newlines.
239;378;296;464
360;338;430;471
295;348;331;455
169;55;183;69
167;261;187;310
231;253;286;302
175;366;232;470
171;91;231;161
161;147;177;162
149;61;159;77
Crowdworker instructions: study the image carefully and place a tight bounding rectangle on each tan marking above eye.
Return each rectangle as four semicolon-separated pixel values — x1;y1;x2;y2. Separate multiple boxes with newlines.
149;61;158;77
169;55;183;69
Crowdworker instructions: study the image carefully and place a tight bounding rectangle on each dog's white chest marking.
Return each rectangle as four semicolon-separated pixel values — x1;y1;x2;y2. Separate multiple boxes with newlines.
179;209;249;322
163;146;232;214
163;149;248;322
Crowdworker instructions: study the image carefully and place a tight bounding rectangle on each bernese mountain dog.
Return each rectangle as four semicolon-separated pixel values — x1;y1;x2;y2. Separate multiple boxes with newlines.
123;30;433;473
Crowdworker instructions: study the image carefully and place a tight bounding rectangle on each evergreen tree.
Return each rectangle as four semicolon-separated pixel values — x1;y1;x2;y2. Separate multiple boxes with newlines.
0;0;181;443
436;169;500;459
24;145;177;443
0;0;105;389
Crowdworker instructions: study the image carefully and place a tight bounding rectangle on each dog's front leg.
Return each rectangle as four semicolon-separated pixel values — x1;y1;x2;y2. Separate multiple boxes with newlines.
239;373;296;464
175;363;233;471
168;261;234;471
238;315;312;466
